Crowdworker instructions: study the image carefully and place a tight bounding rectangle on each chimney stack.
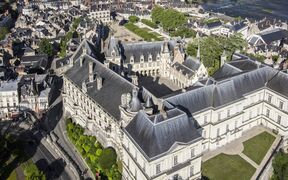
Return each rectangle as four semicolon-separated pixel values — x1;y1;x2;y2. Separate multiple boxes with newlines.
131;75;138;86
89;61;93;82
96;76;102;90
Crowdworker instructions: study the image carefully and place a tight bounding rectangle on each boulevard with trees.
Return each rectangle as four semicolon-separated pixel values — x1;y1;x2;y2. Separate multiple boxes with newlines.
186;34;247;75
66;119;121;179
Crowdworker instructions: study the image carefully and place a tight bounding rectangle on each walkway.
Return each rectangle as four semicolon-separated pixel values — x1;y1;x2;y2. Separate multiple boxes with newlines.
202;126;281;180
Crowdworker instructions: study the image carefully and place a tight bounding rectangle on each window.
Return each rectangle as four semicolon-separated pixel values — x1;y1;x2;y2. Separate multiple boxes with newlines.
135;169;137;177
156;164;161;174
257;107;261;115
173;155;178;166
204;115;208;123
266;109;270;117
235;121;238;129
217;128;220;136
268;94;272;103
190;165;194;176
143;163;146;172
218;112;221;121
277;115;281;124
202;130;206;138
249;111;252;119
279;101;284;110
227;109;230;117
191;148;195;158
226;124;229;132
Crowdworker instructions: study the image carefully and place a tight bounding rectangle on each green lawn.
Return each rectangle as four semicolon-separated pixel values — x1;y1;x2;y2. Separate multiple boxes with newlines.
202;153;256;180
242;131;276;164
124;23;163;41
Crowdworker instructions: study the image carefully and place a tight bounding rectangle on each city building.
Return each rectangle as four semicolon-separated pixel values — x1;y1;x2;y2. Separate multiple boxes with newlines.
0;80;19;120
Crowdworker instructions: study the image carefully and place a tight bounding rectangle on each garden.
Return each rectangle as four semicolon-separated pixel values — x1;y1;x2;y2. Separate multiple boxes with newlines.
202;153;256;180
66;119;121;180
124;22;163;41
242;131;276;164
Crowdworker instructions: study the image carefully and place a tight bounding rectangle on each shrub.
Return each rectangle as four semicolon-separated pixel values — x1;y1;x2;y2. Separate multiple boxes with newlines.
128;16;139;23
98;148;117;170
141;19;158;29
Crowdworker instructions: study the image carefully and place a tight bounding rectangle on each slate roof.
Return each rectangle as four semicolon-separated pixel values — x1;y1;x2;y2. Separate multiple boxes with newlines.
21;54;48;69
172;62;195;78
65;54;135;120
120;41;175;63
259;28;288;45
164;61;279;114
124;109;202;159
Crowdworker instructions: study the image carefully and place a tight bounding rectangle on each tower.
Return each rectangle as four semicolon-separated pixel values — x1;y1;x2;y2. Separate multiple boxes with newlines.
160;41;170;77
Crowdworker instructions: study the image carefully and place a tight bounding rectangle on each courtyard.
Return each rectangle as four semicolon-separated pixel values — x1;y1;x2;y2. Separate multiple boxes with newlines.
202;127;279;180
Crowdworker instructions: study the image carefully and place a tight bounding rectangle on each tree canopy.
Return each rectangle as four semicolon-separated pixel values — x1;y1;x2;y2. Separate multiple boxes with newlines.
23;161;46;180
151;6;186;32
98;148;117;170
128;16;139;23
271;150;288;180
39;38;53;57
0;27;9;41
186;34;247;75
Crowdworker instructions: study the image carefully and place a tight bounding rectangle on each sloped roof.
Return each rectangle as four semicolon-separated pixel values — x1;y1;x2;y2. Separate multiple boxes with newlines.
124;109;202;159
65;54;135;120
259;28;288;45
165;65;278;114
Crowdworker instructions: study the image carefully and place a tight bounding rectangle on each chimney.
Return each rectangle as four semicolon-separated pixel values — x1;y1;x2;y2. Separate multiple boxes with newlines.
104;60;110;68
96;76;102;90
131;75;138;86
255;61;261;69
89;61;93;82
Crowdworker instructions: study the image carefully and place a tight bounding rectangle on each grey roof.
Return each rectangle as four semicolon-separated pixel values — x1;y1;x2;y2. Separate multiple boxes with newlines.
212;63;242;81
183;56;201;71
165;64;278;114
259;29;288;45
266;71;288;97
124;109;202;159
172;62;195;78
65;54;135;120
0;80;18;92
55;55;72;68
120;41;176;63
21;54;48;69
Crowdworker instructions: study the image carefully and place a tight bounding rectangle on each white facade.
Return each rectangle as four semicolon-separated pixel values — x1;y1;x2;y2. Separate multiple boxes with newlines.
0;81;19;120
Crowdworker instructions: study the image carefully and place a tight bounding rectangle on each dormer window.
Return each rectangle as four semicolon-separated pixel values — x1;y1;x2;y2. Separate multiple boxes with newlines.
130;56;134;64
140;55;144;63
148;54;152;62
156;54;160;61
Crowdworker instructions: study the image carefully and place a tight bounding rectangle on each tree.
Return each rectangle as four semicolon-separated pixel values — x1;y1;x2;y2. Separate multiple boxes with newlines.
186;34;247;75
39;39;53;57
271;150;288;180
128;16;139;23
98;148;117;170
0;27;9;41
24;162;46;180
151;6;165;24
